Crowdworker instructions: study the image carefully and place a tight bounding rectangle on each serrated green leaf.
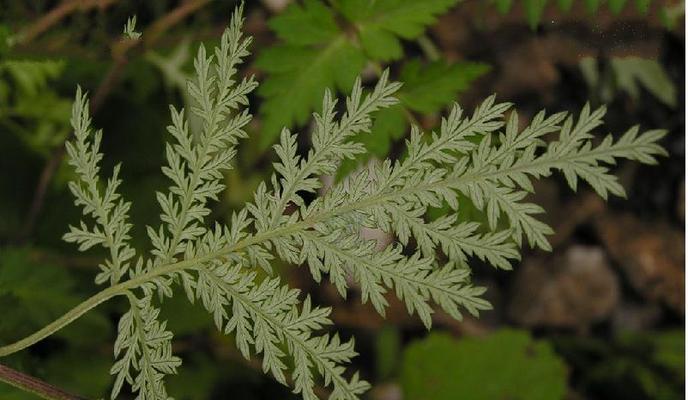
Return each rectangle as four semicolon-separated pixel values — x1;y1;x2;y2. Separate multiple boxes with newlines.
0;59;72;155
347;0;460;61
401;331;567;400
358;26;404;61
398;59;490;114
269;0;340;45
122;15;141;40
256;0;462;148
255;38;366;149
347;0;460;39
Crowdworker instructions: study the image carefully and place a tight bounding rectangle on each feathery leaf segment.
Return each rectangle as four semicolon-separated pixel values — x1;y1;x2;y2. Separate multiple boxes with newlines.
0;5;666;400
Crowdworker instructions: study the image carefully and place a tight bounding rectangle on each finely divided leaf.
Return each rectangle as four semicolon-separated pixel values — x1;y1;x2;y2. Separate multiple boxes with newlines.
61;4;668;400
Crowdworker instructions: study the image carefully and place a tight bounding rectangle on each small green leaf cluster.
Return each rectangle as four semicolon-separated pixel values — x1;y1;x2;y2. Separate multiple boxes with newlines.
60;5;666;400
0;59;72;155
554;330;684;399
123;15;142;40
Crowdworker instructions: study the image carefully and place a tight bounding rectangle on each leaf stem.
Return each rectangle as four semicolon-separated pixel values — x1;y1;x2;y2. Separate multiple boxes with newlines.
0;147;560;358
0;164;474;358
0;281;120;357
12;0;117;46
0;226;287;358
0;170;445;356
0;257;190;357
0;363;87;400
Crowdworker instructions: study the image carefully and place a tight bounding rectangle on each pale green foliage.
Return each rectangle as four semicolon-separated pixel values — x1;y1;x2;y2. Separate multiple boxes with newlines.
1;59;64;96
123;15;141;40
64;5;666;400
147;7;257;269
581;56;677;108
111;293;181;399
64;88;135;286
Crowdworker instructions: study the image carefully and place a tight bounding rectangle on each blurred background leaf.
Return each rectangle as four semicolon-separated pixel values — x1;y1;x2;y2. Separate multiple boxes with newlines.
401;330;568;400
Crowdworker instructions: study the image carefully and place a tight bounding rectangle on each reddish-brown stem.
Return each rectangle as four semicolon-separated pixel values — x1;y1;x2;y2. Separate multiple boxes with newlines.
143;0;211;45
15;0;118;45
0;363;86;400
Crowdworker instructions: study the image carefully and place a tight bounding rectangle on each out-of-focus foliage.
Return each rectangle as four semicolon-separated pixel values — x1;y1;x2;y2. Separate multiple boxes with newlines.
401;330;568;400
255;0;488;152
580;56;677;108
0;248;110;344
658;2;685;29
0;247;112;399
374;325;402;381
0;247;79;343
554;330;684;399
490;0;678;29
0;59;71;156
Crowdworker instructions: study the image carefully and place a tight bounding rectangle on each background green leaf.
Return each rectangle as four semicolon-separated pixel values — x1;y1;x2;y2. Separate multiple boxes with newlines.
401;330;568;400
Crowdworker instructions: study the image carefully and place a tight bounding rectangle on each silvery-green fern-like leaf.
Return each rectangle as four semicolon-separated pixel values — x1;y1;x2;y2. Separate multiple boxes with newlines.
64;86;135;286
62;4;667;400
110;294;180;400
